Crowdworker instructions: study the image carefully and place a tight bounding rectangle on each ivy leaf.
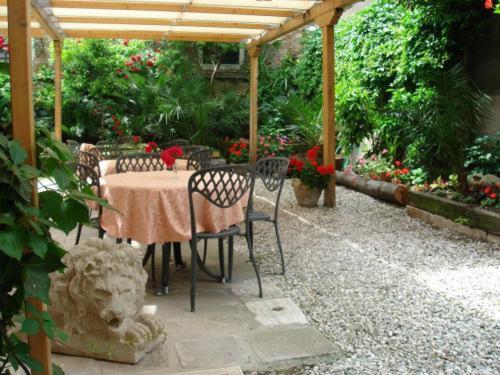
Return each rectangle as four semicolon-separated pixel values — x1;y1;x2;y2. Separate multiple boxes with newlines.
0;227;26;260
21;318;40;335
28;235;48;258
23;258;53;304
52;167;72;190
8;140;28;165
41;192;89;234
53;363;65;375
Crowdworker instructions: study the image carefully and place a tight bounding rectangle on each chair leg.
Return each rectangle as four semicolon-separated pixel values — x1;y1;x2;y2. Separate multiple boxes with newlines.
273;221;286;275
116;238;122;244
142;245;152;266
127;238;132;244
75;223;83;245
228;236;234;283
174;242;184;268
148;244;156;284
190;239;198;312
218;238;225;283
245;234;263;298
98;227;105;239
157;243;171;296
202;239;208;264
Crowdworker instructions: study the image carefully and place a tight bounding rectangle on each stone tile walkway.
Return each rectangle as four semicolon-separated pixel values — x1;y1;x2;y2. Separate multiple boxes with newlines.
52;226;343;374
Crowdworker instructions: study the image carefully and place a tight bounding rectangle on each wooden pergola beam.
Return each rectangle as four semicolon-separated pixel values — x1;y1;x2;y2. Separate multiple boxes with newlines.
54;16;274;30
0;27;48;37
248;46;260;164
247;0;351;49
63;29;246;42
31;0;64;41
49;0;299;17
8;0;53;374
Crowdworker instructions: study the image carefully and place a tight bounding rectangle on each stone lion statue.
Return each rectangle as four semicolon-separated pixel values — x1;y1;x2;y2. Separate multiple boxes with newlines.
49;238;165;363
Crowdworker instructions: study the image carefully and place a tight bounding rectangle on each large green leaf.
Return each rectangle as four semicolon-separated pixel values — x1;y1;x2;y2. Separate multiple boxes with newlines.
40;191;89;234
22;258;53;304
21;318;40;335
0;227;26;260
8;140;28;165
28;234;48;258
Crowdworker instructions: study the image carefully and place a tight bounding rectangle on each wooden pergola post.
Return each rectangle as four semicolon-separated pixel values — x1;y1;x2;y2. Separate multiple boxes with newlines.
8;1;52;374
53;40;62;140
248;46;260;164
316;8;342;207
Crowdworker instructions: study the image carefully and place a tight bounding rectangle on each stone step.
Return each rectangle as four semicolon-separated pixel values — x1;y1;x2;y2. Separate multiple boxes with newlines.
136;366;243;375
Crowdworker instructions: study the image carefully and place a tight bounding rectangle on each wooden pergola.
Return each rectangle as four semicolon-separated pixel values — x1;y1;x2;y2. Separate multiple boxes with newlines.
3;1;358;373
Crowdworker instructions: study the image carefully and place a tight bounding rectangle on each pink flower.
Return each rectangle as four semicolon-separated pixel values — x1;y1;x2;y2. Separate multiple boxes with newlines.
394;160;402;167
382;149;388;155
370;154;377;161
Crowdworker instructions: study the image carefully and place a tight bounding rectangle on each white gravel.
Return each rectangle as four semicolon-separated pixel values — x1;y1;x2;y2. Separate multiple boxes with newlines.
242;181;500;374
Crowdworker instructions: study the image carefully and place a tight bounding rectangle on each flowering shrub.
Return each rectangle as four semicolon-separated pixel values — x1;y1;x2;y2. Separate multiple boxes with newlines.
288;146;334;189
351;152;416;185
161;146;183;168
145;141;158;153
0;36;8;52
257;135;294;158
228;140;249;163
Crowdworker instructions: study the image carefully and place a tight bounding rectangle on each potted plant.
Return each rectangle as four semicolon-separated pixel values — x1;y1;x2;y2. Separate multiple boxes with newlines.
288;146;334;207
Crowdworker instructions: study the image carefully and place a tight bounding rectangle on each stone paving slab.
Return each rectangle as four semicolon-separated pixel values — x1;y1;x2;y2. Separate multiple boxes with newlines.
175;336;250;369
246;297;308;327
244;325;341;364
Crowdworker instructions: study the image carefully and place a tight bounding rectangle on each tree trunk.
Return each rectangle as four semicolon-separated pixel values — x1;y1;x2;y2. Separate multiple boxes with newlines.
336;171;409;205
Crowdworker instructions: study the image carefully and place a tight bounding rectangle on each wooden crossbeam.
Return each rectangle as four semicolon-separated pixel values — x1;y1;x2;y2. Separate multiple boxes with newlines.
0;27;48;37
49;0;299;17
63;29;246;42
31;0;63;40
54;16;274;30
247;0;353;49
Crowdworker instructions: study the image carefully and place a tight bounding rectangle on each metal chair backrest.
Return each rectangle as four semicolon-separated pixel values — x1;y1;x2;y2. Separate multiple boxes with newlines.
75;151;100;177
116;136;134;144
66;139;80;154
72;162;103;218
181;145;205;158
254;157;290;220
115;153;169;173
187;148;212;171
161;139;189;149
188;165;254;237
91;144;123;161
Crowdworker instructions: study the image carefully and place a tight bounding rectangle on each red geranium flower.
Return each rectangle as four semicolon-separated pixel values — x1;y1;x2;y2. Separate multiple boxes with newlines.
485;186;492;194
485;0;494;10
402;168;410;175
490;193;497;199
145;141;158;153
147;60;155;68
394;160;402;167
123;39;130;46
132;135;141;144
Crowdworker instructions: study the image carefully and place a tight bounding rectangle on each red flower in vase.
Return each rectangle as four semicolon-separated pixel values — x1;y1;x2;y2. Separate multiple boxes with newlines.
160;146;183;168
145;141;158;153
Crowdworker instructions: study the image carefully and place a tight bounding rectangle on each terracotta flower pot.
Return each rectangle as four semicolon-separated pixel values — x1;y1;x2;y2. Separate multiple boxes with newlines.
291;178;323;207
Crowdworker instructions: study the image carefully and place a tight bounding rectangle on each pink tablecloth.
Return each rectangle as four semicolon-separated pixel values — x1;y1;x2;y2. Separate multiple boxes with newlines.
100;171;246;244
99;159;188;176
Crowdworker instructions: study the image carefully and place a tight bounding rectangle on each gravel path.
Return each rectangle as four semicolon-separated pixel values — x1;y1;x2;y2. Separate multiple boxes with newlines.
242;182;500;374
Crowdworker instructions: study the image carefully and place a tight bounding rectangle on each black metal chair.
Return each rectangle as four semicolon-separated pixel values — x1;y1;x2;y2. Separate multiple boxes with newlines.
91;144;123;161
115;152;170;173
247;157;289;275
187;148;212;171
181;145;205;158
72;163;105;245
75;151;101;177
66;139;80;155
187;165;262;312
160;139;189;149
116;135;135;144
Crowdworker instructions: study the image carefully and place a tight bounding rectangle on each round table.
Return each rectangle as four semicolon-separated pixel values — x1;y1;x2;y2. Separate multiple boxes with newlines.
100;170;245;244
